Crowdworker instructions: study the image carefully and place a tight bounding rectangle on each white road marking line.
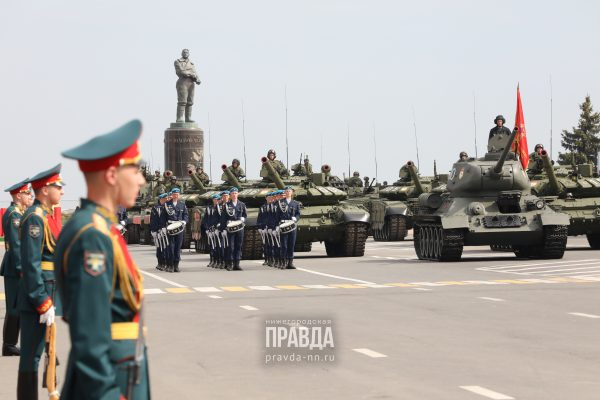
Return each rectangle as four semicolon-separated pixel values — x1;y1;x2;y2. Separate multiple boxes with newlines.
240;305;259;311
459;386;514;399
478;297;505;302
295;267;375;284
193;287;223;292
248;285;280;291
569;312;600;319
413;288;432;291
301;284;337;289
143;288;165;295
574;276;600;281
480;259;597;271
531;265;600;274
352;348;388;358
517;278;560;283
500;260;600;273
139;270;186;288
208;295;222;299
543;269;600;276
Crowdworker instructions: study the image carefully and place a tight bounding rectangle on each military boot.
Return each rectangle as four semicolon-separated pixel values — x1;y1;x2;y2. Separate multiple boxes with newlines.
174;262;180;273
17;371;37;400
166;263;174;273
185;106;195;123
279;258;286;270
233;260;243;271
226;260;233;271
2;315;20;356
286;259;296;270
262;257;268;266
176;105;186;123
156;263;165;271
207;256;213;268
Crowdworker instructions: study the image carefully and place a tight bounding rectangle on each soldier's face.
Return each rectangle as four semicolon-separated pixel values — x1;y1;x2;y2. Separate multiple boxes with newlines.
212;199;220;205
116;166;145;208
46;185;64;206
172;193;180;202
231;192;239;201
496;120;503;127
268;154;275;160
232;162;239;168
285;190;292;199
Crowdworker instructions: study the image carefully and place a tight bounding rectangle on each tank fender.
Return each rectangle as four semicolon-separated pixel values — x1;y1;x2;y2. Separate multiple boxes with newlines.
441;215;469;229
540;212;570;226
340;209;370;223
385;205;409;217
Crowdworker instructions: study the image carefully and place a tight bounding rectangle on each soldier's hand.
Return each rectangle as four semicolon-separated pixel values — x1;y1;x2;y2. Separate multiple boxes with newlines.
40;306;56;326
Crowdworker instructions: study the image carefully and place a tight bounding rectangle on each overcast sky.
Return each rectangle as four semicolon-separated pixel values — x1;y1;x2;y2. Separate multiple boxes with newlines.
1;1;599;209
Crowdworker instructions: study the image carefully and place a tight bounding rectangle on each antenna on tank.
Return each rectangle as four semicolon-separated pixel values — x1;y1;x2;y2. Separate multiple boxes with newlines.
347;123;351;179
550;74;553;160
373;122;378;182
412;106;421;170
285;85;289;171
241;100;247;177
208;112;213;180
473;93;478;158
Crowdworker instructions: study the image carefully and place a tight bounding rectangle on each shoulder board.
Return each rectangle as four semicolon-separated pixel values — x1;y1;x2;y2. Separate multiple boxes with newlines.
92;213;111;236
34;207;44;217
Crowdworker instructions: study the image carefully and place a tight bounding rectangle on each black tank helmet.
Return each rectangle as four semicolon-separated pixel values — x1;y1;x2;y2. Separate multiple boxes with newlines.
267;149;276;157
232;158;240;165
494;115;506;124
534;144;544;151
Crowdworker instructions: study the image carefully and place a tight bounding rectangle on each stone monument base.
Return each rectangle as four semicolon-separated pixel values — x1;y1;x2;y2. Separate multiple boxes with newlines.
164;122;204;180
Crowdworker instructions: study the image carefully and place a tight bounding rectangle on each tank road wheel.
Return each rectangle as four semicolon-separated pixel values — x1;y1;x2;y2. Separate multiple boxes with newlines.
513;246;533;259
414;223;464;261
242;227;263;260
385;215;408;241
294;242;312;252
325;240;341;257
586;233;600;249
326;223;368;257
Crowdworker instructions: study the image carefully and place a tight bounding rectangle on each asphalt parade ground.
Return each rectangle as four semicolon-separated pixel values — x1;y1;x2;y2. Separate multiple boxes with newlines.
1;237;599;400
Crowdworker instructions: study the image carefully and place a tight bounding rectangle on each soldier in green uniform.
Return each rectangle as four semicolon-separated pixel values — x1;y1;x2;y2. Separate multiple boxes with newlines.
221;158;246;183
17;164;65;399
347;171;363;187
260;150;289;179
527;144;545;175
55;119;150;399
166;175;182;192
153;174;167;198
195;166;210;185
1;179;32;357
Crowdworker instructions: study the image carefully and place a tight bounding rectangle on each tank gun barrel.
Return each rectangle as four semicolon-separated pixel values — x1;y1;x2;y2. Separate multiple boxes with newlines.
406;161;425;195
541;150;561;194
187;168;206;190
261;157;285;189
493;127;519;174
222;164;242;189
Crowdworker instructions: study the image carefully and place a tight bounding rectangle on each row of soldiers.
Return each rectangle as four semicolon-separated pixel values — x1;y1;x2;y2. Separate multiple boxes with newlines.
150;188;189;273
1;120;150;398
201;188;247;271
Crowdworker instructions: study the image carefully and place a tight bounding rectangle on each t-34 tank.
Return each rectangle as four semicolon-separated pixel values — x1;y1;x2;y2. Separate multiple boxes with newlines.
248;156;370;257
412;128;570;261
530;150;600;248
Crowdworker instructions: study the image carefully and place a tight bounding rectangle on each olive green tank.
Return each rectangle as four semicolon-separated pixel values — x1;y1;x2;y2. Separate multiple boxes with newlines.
529;150;600;248
124;169;157;245
412;128;570;261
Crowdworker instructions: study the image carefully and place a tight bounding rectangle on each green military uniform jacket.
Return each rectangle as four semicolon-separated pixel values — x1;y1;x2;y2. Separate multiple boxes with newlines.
1;203;24;278
55;199;149;400
18;200;62;315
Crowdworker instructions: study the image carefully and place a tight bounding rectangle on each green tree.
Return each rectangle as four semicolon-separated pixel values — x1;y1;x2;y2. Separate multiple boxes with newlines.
558;95;600;166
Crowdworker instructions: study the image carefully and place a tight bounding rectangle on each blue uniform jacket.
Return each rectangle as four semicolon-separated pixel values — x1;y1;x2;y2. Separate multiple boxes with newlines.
220;201;247;230
161;200;189;227
149;203;162;232
276;199;301;222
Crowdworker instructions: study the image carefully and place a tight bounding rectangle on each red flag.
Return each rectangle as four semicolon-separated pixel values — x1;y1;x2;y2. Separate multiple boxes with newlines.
0;208;5;237
512;84;529;169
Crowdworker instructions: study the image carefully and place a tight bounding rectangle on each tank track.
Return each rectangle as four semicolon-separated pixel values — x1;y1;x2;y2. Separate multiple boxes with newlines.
242;227;264;260
514;225;567;259
373;215;408;242
586;233;600;249
413;222;464;261
294;242;313;252
126;224;140;244
490;244;513;252
325;222;368;257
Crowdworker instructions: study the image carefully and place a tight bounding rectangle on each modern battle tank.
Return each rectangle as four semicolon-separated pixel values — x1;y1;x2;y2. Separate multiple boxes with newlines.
348;161;448;241
124;168;158;244
529;150;600;248
412;128;570;261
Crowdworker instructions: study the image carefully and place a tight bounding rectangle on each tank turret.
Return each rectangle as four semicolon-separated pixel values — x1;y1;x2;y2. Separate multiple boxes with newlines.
221;164;242;189
187;168;206;190
261;157;285;189
406;161;425;195
540;150;561;194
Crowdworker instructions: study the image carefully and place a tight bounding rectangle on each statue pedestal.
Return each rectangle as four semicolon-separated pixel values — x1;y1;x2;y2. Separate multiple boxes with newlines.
164;122;204;180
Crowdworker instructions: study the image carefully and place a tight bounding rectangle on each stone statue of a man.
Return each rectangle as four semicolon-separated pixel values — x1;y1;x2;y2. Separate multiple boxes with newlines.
174;49;201;123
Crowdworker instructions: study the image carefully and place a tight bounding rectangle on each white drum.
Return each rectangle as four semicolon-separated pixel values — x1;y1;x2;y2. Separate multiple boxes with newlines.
167;221;185;236
279;219;297;234
226;220;245;233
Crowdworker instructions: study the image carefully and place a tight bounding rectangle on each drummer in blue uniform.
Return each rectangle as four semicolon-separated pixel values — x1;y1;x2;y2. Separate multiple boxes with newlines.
163;188;188;273
202;194;220;268
220;187;247;271
277;186;301;269
151;193;169;271
257;192;270;266
271;190;285;268
17;164;65;398
54;119;150;399
1;179;32;357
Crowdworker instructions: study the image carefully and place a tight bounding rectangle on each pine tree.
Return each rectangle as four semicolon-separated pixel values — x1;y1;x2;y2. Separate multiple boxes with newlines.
558;95;600;166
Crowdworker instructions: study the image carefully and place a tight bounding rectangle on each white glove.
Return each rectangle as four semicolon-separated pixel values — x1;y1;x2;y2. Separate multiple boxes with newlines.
161;227;167;235
291;217;297;222
240;217;246;222
120;220;127;226
40;306;56;326
182;221;187;226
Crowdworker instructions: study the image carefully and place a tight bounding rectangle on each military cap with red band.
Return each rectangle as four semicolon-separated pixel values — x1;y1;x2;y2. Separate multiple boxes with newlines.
62;119;143;172
4;178;31;195
27;164;65;190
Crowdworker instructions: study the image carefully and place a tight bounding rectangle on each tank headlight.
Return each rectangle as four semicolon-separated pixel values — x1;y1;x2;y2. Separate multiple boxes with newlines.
535;199;545;209
469;202;485;215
